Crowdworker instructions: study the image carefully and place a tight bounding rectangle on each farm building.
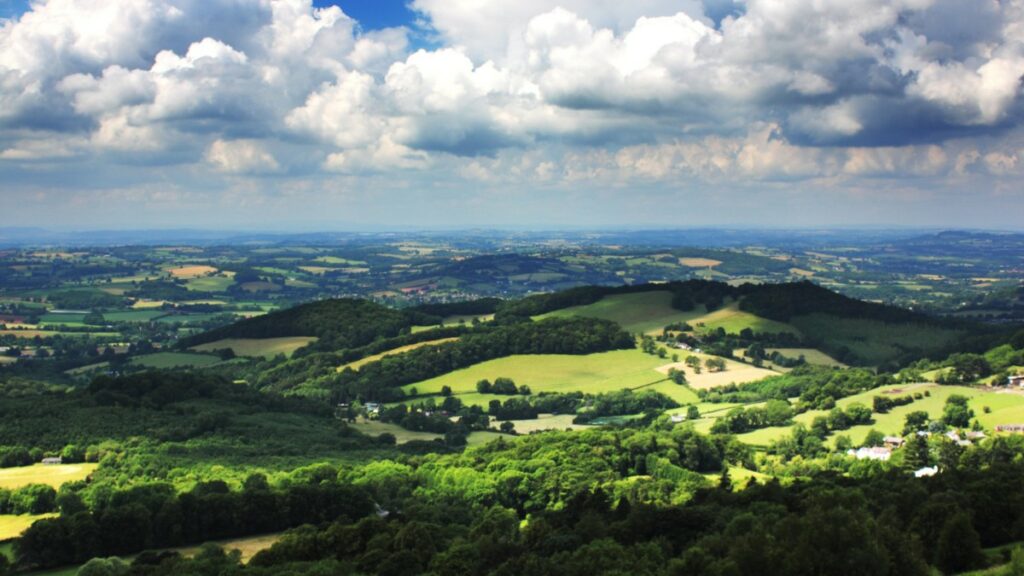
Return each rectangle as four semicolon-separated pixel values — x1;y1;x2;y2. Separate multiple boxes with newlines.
41;457;62;465
883;436;905;448
914;466;939;478
1008;375;1024;387
848;447;892;461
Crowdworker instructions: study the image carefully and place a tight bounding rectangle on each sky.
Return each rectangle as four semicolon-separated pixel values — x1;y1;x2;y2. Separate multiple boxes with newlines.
0;0;1022;231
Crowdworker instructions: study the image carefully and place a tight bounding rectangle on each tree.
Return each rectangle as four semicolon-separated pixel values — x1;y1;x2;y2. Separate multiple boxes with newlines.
499;421;515;434
686;405;700;420
668;368;687;385
476;380;492;394
903;433;930;471
903;411;930;435
705;358;726;372
935;511;983;573
942;395;974;428
440;386;452;397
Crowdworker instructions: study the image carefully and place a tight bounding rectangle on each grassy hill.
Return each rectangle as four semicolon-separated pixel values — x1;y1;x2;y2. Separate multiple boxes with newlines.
535;291;707;334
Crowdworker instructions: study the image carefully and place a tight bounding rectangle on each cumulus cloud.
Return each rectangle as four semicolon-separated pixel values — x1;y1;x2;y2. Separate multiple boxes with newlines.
0;0;1022;226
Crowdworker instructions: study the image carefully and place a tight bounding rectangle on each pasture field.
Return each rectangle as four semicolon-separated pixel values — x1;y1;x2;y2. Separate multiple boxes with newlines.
338;337;459;371
0;463;99;490
789;314;963;366
975;391;1024;429
491;413;588;434
0;330;115;339
0;514;58;541
129;352;223;370
691;302;800;336
192;337;318;359
102;310;167;323
168;265;218;278
131;299;166;309
768;348;846;368
185;275;235;292
403;349;673;402
314;256;366;265
653;351;777;391
537;291;706;334
38;313;87;326
240;281;281;293
348;420;507;447
168;533;282;563
679;257;722;268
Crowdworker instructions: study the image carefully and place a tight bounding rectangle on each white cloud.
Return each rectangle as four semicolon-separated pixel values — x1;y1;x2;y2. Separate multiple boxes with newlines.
206;138;280;174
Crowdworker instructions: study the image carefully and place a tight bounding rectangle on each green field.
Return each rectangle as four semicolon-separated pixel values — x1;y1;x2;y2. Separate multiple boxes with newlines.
129;352;224;369
0;463;99;490
101;310;167;323
339;337;460;372
349;419;507;447
537;291;707;334
192;337;318;359
185;276;234;292
0;514;57;541
403;349;700;405
692;302;800;335
38;313;87;326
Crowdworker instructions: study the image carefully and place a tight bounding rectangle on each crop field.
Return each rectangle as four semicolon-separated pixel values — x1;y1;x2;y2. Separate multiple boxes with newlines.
678;257;722;268
0;513;58;541
691;302;800;335
789;314;963;366
168;265;218;278
0;463;99;490
131;299;166;309
537;291;707;334
129;352;223;369
192;337;318;359
338;337;459;371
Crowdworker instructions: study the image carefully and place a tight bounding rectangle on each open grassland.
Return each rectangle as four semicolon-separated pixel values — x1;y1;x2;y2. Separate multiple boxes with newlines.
537;291;706;334
185;275;235;292
691;302;800;335
338;338;460;372
192;337;318;359
404;350;670;401
0;463;99;490
129;352;223;370
492;413;589;434
789;313;963;366
38;313;86;326
348;419;508;447
768;348;846;368
168;265;218;278
0;514;58;541
102;310;167;323
975;391;1024;429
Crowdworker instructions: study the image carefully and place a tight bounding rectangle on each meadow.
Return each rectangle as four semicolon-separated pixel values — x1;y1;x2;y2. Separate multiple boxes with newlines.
403;349;705;406
348;419;506;447
0;514;58;541
191;337;318;359
691;301;799;335
536;291;707;334
0;463;99;490
129;352;224;370
338;337;460;371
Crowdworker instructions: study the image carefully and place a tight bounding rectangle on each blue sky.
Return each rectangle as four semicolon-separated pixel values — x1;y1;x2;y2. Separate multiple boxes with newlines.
0;0;1022;231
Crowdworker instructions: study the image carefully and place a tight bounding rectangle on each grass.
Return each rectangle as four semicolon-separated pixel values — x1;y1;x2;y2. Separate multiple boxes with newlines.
493;414;589;434
348;419;506;447
403;349;706;407
38;313;87;326
129;352;223;369
0;330;118;339
0;514;58;541
101;310;167;323
191;337;318;359
168;265;218;278
691;302;800;336
767;348;846;368
536;291;707;334
0;463;99;490
338;338;460;372
185;276;234;292
652;348;777;391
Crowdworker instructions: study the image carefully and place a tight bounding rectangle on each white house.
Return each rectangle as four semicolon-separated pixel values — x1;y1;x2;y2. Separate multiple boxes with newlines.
914;466;938;478
848;447;892;461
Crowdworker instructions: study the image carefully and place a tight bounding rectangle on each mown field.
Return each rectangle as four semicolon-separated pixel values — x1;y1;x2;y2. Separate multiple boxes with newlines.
0;513;57;541
192;337;318;359
403;349;707;406
338;337;460;371
129;352;224;369
0;463;99;490
536;291;706;334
